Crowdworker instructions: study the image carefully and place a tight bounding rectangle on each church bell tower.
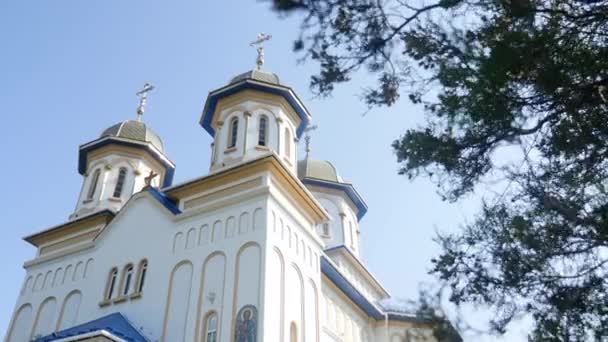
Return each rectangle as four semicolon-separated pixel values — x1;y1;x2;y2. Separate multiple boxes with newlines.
71;83;175;220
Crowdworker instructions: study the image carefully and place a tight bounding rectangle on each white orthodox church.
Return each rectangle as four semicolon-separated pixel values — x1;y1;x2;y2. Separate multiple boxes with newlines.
5;54;440;342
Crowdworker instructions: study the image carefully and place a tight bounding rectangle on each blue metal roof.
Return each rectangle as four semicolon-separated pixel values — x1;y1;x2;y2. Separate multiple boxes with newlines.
148;187;181;215
302;178;368;221
321;256;385;320
200;79;311;138
32;312;148;342
78;137;175;188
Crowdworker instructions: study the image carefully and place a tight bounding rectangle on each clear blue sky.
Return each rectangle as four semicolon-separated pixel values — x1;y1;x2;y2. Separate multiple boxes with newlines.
0;1;529;340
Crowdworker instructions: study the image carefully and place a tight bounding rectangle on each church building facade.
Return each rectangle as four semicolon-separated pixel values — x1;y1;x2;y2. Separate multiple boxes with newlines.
5;66;438;342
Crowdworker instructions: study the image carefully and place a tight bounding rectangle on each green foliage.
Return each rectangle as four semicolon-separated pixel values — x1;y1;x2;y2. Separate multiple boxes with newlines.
271;0;608;339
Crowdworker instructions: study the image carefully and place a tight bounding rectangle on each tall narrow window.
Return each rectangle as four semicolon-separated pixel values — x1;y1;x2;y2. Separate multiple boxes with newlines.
284;128;291;158
113;167;127;198
105;268;118;300
228;117;239;148
204;312;218;342
290;322;298;342
322;223;330;237
86;169;101;200
349;222;355;249
136;260;147;293
122;265;134;296
258;116;268;146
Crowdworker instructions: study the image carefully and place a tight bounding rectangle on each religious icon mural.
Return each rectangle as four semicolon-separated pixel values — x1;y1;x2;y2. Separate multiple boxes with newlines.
234;305;257;342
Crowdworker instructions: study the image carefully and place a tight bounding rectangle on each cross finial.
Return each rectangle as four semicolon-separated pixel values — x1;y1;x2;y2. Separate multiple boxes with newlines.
250;33;272;70
136;82;155;122
303;124;318;157
143;170;158;188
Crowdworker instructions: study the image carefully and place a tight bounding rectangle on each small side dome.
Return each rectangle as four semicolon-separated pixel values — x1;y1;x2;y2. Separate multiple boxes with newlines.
101;120;164;153
297;158;342;183
230;69;281;85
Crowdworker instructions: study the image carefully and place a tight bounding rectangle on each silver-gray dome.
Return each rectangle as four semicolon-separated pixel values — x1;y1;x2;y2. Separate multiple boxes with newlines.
297;158;342;183
230;69;281;85
100;120;164;153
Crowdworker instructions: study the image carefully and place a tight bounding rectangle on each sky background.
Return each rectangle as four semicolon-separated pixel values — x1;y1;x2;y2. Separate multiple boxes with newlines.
0;1;530;340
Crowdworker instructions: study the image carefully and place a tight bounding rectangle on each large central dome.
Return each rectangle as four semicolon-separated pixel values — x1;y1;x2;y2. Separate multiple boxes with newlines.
100;120;164;153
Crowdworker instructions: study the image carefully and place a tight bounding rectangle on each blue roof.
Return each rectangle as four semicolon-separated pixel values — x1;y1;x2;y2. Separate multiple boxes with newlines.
33;312;148;342
321;256;385;320
200;79;311;138
78;137;175;188
148;187;181;215
302;178;368;220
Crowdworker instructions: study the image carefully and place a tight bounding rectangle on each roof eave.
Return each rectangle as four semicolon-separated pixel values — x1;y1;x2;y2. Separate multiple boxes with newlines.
78;136;176;188
200;78;311;138
301;177;368;221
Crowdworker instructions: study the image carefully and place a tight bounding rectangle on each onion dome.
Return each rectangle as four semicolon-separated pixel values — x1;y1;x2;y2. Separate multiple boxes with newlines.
100;120;164;153
297;158;343;183
230;69;281;85
298;157;367;220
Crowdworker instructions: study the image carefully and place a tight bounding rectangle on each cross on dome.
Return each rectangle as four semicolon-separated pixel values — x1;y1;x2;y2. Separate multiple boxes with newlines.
249;33;272;70
136;82;155;122
304;124;318;156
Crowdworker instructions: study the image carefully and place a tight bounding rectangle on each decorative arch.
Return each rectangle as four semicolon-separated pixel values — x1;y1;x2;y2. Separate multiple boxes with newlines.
161;260;194;342
31;296;57;339
52;268;63;287
186;227;197;249
253;208;263;231
195;251;227;341
270;247;286;341
287;263;305;342
212;220;223;242
83;259;94;279
73;261;83;281
238;212;250;235
42;270;52;290
63;264;73;285
22;276;33;295
56;290;82;330
7;303;33;342
199;224;210;245
225;216;236;238
231;242;262;340
172;232;184;254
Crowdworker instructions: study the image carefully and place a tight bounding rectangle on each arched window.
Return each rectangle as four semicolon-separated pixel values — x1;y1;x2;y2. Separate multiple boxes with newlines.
136;260;147;293
322;223;331;237
258;116;268;146
228;117;239;148
349;221;355;249
122;264;134;296
105;268;118;300
113;167;128;198
290;322;298;342
284;128;291;158
204;312;218;342
86;169;101;200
